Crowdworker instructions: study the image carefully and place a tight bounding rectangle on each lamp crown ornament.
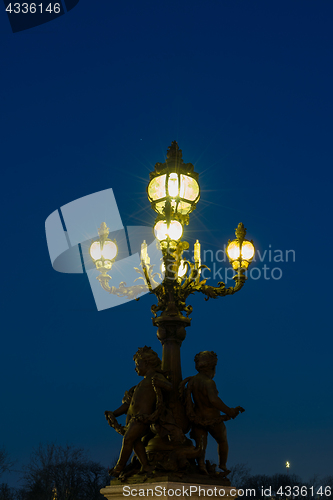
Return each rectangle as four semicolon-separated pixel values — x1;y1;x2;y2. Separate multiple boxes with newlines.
98;221;109;237
97;221;110;243
150;140;198;180
235;222;247;242
166;140;181;159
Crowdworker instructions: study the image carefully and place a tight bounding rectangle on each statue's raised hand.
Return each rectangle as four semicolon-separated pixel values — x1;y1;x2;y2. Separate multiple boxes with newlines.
105;411;116;424
230;406;245;419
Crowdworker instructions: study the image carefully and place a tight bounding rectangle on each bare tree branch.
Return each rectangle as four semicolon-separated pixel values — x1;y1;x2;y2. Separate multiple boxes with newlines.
21;443;109;500
0;448;13;478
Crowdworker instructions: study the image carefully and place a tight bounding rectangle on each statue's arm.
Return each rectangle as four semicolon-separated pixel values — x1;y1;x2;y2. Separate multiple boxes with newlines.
105;402;129;421
206;380;238;418
105;385;136;418
112;402;130;417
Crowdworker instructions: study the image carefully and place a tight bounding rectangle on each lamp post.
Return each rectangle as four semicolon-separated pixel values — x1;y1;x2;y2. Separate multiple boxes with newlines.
90;141;255;450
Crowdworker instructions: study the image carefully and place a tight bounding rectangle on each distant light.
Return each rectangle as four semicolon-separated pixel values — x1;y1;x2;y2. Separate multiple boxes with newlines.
286;461;290;468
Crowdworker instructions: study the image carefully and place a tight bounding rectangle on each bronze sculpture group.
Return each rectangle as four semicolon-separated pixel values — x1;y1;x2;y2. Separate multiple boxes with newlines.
105;347;244;482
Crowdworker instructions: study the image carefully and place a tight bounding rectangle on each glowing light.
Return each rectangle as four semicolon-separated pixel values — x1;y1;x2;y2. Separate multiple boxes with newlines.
180;174;200;201
227;238;255;266
90;241;102;260
154;221;168;241
141;240;147;261
177;201;192;214
241;241;255;260
148;174;166;201
168;173;179;197
148;171;200;215
227;240;240;260
89;240;118;261
141;240;150;265
178;260;187;278
102;241;118;260
161;259;187;278
154;220;183;241
167;221;183;240
194;239;201;270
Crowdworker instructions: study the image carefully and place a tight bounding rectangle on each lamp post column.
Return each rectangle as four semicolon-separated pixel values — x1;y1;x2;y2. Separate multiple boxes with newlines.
154;314;190;433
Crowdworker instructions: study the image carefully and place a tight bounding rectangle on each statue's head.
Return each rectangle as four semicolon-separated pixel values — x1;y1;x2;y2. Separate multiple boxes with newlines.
194;351;218;375
133;346;162;375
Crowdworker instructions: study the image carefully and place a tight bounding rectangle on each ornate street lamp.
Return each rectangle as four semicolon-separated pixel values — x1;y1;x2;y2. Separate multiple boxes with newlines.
45;140;259;489
90;141;255;436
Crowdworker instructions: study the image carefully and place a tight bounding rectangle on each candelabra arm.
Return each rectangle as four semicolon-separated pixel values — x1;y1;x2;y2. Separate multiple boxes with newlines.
197;269;247;300
96;273;114;293
95;263;162;300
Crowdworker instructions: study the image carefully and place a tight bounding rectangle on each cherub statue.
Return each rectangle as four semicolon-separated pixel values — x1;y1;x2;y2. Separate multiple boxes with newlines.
105;346;172;476
180;351;244;476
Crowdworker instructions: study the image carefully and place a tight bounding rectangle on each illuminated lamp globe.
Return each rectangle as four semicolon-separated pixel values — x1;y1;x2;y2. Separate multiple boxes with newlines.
241;241;255;260
90;241;102;261
226;240;240;260
154;220;183;241
148;173;200;215
102;240;118;260
226;238;255;269
89;240;118;262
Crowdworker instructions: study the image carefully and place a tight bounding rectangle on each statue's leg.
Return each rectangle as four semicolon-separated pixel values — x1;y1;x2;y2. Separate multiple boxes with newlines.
191;425;208;473
133;437;149;469
115;421;148;472
208;422;230;472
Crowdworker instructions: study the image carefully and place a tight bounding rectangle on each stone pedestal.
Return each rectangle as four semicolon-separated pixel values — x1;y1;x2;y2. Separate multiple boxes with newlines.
101;481;239;500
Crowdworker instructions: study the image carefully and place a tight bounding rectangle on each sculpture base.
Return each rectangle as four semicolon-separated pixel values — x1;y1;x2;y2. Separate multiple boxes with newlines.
101;477;239;500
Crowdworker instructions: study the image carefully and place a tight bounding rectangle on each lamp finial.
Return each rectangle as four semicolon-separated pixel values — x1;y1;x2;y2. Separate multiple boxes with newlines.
166;141;182;161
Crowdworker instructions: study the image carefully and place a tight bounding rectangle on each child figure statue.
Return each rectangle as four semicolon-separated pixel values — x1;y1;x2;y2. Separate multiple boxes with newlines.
105;346;172;477
180;351;244;476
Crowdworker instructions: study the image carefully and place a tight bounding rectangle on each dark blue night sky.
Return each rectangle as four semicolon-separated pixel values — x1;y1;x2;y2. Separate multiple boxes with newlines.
1;0;333;488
